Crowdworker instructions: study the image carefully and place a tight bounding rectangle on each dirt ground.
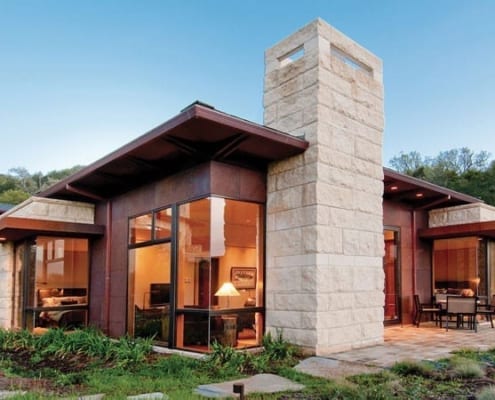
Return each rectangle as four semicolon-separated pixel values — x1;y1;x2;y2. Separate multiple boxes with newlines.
0;349;90;395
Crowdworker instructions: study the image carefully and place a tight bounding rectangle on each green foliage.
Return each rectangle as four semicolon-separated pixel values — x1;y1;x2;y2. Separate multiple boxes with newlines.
262;329;297;361
449;356;485;379
390;359;434;377
0;165;84;205
478;386;495;400
389;148;495;205
205;331;299;378
3;327;495;399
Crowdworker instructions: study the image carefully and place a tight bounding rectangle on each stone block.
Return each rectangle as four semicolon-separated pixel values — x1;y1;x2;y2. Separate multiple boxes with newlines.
266;310;301;328
266;186;305;213
315;225;343;253
266;265;302;292
276;164;317;190
301;265;318;292
274;293;317;312
355;136;382;164
273;253;316;268
318;165;355;189
266;228;303;257
316;183;353;209
280;327;317;348
300;311;317;329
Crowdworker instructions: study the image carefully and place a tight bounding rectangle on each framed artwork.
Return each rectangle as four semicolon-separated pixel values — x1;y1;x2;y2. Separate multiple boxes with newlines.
231;267;257;289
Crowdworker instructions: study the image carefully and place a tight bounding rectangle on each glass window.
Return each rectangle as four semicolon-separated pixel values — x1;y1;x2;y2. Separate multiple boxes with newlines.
24;237;89;331
433;237;480;296
175;197;263;352
155;208;172;240
129;213;153;244
128;243;171;343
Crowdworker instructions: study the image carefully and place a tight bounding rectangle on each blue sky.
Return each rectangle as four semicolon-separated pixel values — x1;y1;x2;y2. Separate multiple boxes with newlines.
1;0;494;174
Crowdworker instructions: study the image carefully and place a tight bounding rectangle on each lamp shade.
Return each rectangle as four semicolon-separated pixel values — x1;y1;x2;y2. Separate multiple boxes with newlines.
214;282;240;297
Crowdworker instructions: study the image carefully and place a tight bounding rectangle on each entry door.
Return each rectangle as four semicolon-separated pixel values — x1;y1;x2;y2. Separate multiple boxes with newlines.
384;229;400;323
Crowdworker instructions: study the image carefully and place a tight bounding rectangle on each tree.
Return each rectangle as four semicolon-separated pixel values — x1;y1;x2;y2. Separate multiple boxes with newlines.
389;151;425;176
0;189;30;204
0;165;84;205
389;148;495;206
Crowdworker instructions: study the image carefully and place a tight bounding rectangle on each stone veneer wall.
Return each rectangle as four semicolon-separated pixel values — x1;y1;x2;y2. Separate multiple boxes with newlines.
429;203;495;228
0;242;14;328
264;18;384;354
3;196;95;224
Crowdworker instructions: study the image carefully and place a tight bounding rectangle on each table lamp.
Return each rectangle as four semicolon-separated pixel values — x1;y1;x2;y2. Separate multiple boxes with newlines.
214;282;240;308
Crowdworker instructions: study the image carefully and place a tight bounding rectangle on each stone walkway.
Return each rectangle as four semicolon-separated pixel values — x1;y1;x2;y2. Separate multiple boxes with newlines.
331;321;495;368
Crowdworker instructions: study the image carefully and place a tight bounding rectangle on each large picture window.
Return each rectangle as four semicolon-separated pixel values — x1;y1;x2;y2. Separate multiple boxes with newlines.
433;237;481;297
175;197;264;352
23;237;89;332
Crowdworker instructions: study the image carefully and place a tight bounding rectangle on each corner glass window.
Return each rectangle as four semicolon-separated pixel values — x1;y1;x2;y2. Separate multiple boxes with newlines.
24;237;89;332
175;197;264;352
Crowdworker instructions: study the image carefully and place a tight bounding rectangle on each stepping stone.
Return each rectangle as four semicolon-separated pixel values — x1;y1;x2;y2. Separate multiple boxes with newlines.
127;393;168;399
295;356;383;379
77;395;105;400
0;392;27;399
195;373;304;398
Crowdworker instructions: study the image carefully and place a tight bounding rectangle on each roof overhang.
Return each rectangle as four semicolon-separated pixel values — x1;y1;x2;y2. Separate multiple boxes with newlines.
418;221;495;240
39;102;309;202
383;167;481;210
0;217;105;242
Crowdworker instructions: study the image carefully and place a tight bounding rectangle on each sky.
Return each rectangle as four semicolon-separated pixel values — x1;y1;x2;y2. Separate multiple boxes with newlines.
1;0;494;174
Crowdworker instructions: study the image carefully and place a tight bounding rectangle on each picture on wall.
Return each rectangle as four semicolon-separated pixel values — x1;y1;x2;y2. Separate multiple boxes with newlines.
231;267;256;289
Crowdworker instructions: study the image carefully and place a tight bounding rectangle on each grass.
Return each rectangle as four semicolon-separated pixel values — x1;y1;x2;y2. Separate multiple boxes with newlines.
2;328;495;399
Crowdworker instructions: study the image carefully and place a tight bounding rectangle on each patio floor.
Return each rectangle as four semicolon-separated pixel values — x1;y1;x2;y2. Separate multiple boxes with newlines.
330;321;495;368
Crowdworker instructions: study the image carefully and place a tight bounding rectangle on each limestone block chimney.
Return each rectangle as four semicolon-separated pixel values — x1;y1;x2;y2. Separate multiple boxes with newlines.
264;18;385;354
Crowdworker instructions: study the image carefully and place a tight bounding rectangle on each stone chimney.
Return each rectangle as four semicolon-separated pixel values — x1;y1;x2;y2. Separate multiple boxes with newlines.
264;18;384;354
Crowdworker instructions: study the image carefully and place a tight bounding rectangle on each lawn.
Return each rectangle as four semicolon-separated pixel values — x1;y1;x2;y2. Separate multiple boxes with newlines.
1;328;495;399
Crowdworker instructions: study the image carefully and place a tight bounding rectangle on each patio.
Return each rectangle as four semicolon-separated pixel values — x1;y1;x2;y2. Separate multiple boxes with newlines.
331;321;495;368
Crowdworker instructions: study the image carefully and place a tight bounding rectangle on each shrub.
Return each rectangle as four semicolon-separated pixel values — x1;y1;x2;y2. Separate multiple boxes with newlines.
478;386;495;400
390;360;434;377
262;329;296;361
449;357;485;379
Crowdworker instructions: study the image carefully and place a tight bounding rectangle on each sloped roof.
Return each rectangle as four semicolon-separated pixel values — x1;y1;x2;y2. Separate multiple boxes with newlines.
40;101;309;202
383;167;480;210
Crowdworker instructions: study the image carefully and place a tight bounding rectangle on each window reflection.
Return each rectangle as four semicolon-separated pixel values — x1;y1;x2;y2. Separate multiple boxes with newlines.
26;237;89;332
176;197;263;352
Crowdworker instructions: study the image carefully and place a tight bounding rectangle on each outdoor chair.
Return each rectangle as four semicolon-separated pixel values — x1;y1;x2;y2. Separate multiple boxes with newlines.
445;296;477;332
413;294;441;327
476;294;495;328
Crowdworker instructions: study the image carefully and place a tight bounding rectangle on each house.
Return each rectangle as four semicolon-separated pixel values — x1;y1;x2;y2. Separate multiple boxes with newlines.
1;18;494;355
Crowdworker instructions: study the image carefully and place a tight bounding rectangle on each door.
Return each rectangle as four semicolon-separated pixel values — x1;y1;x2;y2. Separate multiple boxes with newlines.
384;229;400;323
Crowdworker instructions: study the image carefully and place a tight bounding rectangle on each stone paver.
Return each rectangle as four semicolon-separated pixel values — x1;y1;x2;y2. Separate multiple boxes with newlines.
331;322;495;368
195;373;304;398
127;393;167;399
295;357;383;379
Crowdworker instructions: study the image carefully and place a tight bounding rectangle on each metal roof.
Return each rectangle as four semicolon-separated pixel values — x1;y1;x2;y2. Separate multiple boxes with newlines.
383;167;481;210
39;101;309;202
